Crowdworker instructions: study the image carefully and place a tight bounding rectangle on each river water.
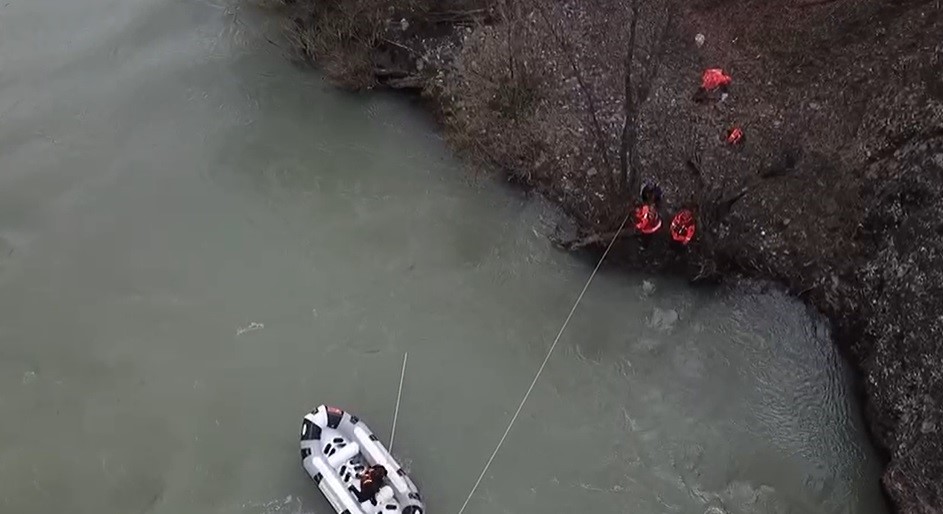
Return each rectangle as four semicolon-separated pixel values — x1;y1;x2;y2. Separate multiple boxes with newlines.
0;1;886;513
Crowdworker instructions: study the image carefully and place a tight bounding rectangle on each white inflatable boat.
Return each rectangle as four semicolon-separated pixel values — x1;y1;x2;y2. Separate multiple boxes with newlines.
300;405;425;514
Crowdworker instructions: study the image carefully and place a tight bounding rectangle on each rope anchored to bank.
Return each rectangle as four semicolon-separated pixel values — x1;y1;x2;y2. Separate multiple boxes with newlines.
455;211;632;514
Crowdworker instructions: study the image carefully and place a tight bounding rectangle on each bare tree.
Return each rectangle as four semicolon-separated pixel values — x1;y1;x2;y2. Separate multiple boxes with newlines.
531;0;617;194
497;0;516;83
618;0;676;199
529;0;675;204
618;0;642;196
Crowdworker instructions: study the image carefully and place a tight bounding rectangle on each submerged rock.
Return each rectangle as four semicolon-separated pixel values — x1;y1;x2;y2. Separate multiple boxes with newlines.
650;307;679;332
642;279;656;295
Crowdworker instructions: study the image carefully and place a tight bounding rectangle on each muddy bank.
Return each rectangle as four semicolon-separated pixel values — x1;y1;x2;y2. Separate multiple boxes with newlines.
264;0;942;511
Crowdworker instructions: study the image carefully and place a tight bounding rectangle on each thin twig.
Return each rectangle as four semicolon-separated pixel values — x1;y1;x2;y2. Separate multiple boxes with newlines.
381;37;418;55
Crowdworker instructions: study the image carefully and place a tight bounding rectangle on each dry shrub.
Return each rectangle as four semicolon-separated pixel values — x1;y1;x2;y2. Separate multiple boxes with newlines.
274;0;440;89
288;0;389;89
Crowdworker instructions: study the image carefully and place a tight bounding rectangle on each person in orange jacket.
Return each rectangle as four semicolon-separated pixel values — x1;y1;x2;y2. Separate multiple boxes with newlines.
634;204;662;234
670;208;696;245
357;464;387;502
635;180;663;235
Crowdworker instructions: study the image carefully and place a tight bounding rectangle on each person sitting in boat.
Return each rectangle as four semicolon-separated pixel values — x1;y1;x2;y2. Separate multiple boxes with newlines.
357;464;388;503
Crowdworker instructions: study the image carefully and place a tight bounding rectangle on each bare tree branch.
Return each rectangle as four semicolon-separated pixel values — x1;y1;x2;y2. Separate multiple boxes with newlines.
618;0;641;196
531;1;615;193
617;0;677;198
554;229;633;250
637;1;675;106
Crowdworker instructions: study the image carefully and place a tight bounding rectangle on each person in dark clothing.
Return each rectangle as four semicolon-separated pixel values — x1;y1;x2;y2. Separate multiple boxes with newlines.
356;464;387;503
640;181;663;210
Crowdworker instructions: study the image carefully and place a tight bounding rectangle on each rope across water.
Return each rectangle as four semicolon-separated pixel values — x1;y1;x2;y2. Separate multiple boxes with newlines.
390;352;408;452
455;212;632;514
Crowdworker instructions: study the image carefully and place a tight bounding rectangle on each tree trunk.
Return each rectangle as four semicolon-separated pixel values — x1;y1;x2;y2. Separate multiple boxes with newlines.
619;1;641;197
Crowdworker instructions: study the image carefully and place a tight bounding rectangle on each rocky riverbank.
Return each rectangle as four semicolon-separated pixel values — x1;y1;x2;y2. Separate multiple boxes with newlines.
263;0;942;511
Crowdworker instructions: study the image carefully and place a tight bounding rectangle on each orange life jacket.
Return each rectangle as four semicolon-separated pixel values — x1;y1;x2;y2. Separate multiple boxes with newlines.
634;204;662;234
702;68;732;91
670;209;696;244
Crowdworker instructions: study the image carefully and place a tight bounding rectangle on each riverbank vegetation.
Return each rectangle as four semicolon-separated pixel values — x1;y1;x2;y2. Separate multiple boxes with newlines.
262;0;943;512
